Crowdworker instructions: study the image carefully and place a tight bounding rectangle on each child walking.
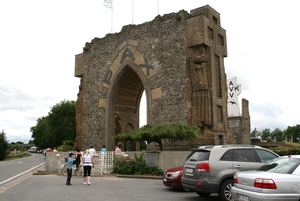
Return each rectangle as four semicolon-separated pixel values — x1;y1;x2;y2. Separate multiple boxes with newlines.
66;152;74;185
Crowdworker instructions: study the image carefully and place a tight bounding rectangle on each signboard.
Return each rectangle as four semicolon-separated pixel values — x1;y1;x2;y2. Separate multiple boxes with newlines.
227;77;241;117
145;153;159;167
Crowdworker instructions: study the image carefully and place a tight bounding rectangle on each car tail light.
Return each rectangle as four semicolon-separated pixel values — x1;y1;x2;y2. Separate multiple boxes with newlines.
254;178;277;189
233;174;238;183
197;162;210;172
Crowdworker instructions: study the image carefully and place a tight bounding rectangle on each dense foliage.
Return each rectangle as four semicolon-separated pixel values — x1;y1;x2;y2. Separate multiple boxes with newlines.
0;133;9;160
113;153;164;176
30;100;76;150
251;124;300;142
114;122;200;151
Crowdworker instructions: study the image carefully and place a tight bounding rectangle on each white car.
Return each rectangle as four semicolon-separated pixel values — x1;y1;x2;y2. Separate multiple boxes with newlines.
231;155;300;201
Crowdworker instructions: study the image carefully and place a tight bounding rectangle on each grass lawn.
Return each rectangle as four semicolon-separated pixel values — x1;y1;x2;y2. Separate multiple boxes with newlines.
1;153;32;161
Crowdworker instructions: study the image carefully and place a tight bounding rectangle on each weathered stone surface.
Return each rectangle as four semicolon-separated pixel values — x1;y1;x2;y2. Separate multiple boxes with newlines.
74;5;249;151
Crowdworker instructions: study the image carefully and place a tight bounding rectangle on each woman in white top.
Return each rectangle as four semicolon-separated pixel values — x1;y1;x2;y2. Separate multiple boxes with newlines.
81;149;94;185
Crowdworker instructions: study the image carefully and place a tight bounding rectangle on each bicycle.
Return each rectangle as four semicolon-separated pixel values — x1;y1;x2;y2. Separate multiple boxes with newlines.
62;158;83;178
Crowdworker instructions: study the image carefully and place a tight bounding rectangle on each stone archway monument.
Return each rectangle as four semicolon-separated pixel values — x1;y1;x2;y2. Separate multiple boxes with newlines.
74;5;232;151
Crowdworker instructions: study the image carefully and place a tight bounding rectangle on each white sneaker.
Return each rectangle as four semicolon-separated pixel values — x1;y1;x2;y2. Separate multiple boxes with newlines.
87;182;91;185
83;182;87;185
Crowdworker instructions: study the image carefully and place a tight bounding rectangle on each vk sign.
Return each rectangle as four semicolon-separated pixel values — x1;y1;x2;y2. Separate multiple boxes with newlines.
227;77;241;116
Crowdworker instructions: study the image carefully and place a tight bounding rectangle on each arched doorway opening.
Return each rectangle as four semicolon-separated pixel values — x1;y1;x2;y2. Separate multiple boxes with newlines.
107;63;149;151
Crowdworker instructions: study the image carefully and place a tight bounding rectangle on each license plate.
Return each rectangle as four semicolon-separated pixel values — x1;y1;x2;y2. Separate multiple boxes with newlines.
185;168;194;174
238;194;249;201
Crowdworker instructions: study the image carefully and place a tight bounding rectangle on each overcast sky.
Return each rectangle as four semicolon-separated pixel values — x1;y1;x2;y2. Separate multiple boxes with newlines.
1;0;299;143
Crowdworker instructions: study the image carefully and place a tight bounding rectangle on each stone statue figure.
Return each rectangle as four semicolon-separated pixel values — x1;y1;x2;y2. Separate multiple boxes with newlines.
115;112;122;134
189;45;212;128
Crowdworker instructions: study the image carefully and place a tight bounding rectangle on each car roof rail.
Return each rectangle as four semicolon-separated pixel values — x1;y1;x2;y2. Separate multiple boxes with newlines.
193;144;261;150
219;144;261;148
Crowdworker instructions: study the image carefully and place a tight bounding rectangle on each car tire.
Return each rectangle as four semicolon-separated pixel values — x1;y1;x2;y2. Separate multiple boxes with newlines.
219;179;234;201
196;192;211;197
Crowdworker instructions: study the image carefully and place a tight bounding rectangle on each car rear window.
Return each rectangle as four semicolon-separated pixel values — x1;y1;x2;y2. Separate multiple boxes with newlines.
257;157;300;173
188;151;210;161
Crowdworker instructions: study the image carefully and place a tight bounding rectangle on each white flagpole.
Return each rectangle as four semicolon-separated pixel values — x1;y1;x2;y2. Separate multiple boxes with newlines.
111;0;113;32
157;0;159;16
132;0;134;24
103;0;113;33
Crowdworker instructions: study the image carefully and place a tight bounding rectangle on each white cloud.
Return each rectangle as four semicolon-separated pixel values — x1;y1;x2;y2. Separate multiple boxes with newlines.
1;0;299;142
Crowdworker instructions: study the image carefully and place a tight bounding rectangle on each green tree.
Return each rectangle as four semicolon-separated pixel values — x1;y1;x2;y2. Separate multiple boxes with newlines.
0;133;9;160
285;125;300;142
114;122;200;151
47;100;76;147
31;116;51;149
271;128;284;142
31;100;76;149
261;128;271;140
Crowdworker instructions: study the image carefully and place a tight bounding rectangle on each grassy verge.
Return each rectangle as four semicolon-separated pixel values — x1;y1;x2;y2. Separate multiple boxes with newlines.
2;153;32;161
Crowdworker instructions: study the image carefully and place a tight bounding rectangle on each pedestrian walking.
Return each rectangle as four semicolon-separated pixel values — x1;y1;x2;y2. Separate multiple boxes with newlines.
73;146;82;171
66;152;74;185
82;149;94;185
89;146;97;156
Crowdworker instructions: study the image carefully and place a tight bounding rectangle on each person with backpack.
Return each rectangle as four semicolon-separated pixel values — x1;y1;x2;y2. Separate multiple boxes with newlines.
73;147;82;171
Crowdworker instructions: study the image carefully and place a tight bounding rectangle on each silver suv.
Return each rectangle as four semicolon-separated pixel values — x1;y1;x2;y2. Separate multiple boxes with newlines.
181;145;279;201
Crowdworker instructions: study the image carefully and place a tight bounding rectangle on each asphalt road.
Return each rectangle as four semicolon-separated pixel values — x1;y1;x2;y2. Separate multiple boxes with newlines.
0;154;221;201
0;174;221;201
0;153;44;185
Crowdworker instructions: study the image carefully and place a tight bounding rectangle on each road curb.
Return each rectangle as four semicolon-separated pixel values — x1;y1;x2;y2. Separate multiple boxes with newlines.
32;171;162;180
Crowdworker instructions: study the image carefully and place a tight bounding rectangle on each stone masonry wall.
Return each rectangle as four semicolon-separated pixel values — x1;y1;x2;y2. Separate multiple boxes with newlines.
77;10;192;151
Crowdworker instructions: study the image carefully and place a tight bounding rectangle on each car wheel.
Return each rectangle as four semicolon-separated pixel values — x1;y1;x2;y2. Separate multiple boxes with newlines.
196;192;211;197
219;179;234;201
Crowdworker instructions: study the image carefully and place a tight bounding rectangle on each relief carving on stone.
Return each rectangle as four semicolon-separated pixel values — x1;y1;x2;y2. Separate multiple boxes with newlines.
189;45;212;128
115;111;122;134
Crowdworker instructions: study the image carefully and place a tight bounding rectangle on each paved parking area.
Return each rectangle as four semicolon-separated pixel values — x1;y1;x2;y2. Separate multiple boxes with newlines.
0;173;221;201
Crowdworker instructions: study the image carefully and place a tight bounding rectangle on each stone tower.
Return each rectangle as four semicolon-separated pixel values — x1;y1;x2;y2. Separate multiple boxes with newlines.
74;5;232;151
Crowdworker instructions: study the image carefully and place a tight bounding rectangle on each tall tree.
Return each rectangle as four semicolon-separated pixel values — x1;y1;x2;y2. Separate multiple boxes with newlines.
0;133;9;160
31;100;76;149
47;100;76;147
271;128;284;142
261;128;271;140
285;125;300;142
31;116;50;149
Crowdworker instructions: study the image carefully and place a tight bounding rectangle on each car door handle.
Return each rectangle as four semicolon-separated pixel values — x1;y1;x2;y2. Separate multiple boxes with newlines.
235;165;242;168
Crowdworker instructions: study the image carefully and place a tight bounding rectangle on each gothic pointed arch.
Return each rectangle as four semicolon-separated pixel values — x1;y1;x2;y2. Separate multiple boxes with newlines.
104;44;155;150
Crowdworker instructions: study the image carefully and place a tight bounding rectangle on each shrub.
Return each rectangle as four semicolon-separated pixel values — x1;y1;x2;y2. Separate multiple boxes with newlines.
113;153;164;176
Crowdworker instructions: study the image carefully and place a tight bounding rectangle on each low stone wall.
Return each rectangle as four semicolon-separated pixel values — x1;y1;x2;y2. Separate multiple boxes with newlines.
45;151;191;174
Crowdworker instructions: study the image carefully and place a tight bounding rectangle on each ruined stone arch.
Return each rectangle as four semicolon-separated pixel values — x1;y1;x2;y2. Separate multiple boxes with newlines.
74;5;249;152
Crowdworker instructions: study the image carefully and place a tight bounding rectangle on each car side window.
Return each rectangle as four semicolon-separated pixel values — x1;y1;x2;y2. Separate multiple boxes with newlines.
220;149;234;161
233;149;256;162
255;149;278;163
